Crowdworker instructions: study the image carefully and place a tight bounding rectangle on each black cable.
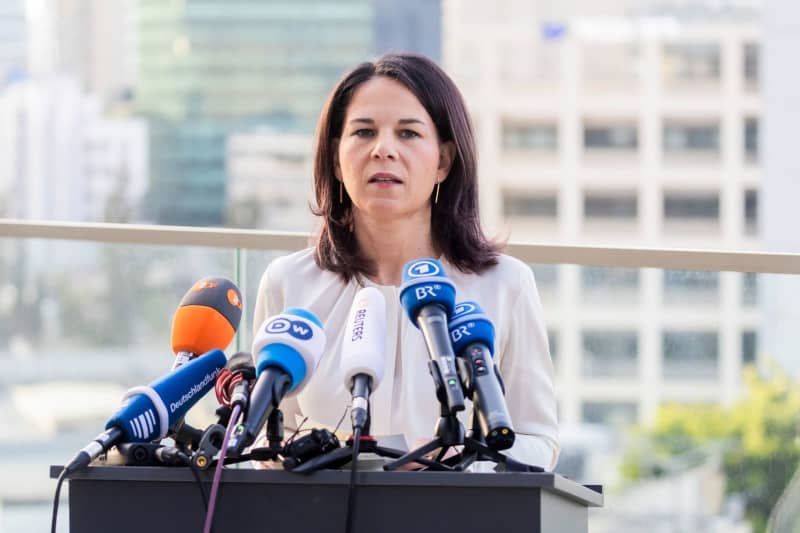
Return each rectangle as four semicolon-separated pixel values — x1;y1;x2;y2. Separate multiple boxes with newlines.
187;456;209;511
344;426;362;533
51;468;67;533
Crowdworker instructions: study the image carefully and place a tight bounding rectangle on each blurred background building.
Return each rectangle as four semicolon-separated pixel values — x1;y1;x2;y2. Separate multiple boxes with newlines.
3;1;799;532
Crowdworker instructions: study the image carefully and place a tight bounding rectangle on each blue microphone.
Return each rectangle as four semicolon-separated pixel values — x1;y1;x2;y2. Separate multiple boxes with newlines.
449;301;515;450
227;308;326;455
64;349;227;474
399;258;465;414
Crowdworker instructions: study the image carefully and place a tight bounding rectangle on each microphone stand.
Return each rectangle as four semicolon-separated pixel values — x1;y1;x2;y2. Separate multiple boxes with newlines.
384;360;545;473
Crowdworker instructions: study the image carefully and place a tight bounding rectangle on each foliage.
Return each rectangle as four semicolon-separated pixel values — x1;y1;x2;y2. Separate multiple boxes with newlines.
623;366;800;533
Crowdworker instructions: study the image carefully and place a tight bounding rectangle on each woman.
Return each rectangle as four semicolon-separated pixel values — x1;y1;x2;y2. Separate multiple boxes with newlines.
253;53;558;470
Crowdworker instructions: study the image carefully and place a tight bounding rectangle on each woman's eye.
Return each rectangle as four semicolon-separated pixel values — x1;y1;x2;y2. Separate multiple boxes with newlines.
400;129;420;138
354;128;374;137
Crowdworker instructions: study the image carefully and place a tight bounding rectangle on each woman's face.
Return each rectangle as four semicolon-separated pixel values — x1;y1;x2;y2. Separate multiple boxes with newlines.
335;76;454;224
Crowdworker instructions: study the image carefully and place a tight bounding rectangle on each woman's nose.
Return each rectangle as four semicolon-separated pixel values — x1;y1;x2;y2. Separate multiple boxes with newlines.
371;132;398;160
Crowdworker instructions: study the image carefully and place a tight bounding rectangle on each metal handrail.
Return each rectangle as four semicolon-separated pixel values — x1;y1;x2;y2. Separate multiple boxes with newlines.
1;219;799;274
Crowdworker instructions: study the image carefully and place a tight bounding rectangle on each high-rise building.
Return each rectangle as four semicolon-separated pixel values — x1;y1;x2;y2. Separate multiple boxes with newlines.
0;1;27;85
762;0;800;377
136;0;375;227
374;0;442;62
443;0;762;429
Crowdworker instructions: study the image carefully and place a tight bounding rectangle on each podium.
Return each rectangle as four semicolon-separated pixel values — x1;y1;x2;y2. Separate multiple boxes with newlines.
50;465;602;533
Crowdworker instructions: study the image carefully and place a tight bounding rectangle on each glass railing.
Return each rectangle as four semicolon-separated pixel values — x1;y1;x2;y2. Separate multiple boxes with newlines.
0;219;798;533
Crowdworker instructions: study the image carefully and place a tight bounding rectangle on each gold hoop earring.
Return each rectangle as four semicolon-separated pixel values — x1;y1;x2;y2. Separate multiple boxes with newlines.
434;180;441;205
339;181;343;204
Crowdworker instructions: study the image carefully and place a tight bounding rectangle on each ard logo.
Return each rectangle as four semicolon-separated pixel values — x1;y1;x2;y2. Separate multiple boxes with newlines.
453;302;477;318
407;260;441;278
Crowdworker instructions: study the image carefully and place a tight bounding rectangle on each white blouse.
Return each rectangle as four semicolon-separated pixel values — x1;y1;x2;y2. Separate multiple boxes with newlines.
252;248;559;470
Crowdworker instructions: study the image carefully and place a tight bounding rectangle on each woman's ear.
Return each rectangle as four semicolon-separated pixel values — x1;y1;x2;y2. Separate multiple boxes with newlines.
332;138;342;181
437;141;456;182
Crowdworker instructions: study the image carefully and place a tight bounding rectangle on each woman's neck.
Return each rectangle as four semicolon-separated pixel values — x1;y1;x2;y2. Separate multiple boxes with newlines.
354;211;438;286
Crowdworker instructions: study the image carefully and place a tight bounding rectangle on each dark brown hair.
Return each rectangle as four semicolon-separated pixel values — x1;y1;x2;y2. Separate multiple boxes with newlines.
312;52;500;282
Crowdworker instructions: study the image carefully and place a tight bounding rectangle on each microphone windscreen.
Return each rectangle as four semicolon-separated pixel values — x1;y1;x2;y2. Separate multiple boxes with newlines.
398;258;456;324
171;277;243;355
252;308;326;396
106;349;227;441
341;287;386;389
448;301;496;356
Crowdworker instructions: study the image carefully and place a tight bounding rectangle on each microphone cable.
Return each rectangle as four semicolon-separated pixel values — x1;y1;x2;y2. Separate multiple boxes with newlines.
344;426;362;533
202;402;242;533
50;468;68;533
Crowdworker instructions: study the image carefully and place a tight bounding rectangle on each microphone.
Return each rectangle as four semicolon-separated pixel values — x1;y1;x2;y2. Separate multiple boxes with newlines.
399;258;465;415
215;351;256;412
448;301;515;450
64;349;227;474
341;287;386;432
170;277;243;369
227;308;326;455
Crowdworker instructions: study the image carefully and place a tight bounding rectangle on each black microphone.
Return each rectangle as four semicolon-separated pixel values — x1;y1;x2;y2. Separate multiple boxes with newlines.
226;308;326;456
449;301;515;450
399;258;465;414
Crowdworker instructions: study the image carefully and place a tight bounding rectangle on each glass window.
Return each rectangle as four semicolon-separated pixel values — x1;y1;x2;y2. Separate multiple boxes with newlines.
503;192;558;217
663;270;719;305
501;122;557;151
584;192;638;219
744;117;758;162
744;42;759;87
744;189;758;236
663;43;720;83
663;330;719;380
582;330;638;378
743;272;758;307
584;124;638;150
663;192;719;220
663;122;720;153
582;401;638;427
742;330;757;365
530;264;558;290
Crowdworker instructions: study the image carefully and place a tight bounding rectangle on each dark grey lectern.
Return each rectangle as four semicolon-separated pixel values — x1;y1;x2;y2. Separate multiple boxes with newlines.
50;465;602;533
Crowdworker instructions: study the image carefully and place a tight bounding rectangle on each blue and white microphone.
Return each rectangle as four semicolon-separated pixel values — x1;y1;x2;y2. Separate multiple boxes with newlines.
64;349;227;473
227;308;326;455
449;301;515;450
399;258;465;414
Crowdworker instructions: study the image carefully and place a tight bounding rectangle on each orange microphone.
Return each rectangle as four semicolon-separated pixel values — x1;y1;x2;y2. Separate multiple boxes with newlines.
170;277;243;370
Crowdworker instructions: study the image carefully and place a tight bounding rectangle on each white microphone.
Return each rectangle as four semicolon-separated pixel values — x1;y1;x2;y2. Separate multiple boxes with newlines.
341;287;386;432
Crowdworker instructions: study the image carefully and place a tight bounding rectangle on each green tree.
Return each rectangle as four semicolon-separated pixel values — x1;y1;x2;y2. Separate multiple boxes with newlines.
623;367;800;533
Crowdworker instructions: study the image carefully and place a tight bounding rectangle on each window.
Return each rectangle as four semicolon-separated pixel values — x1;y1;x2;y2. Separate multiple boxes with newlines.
742;330;757;365
663;269;719;305
584;192;638;219
664;192;719;221
663;331;719;380
582;401;638;427
581;266;639;306
663;122;720;154
530;264;558;290
742;272;758;307
584;124;638;150
583;43;640;84
582;330;638;378
744;42;759;88
744;189;758;236
663;43;720;84
548;329;559;369
501;122;557;151
503;192;557;218
744;117;758;163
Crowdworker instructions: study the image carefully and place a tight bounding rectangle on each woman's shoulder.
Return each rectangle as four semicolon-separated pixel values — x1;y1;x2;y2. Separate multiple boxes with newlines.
264;248;320;285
